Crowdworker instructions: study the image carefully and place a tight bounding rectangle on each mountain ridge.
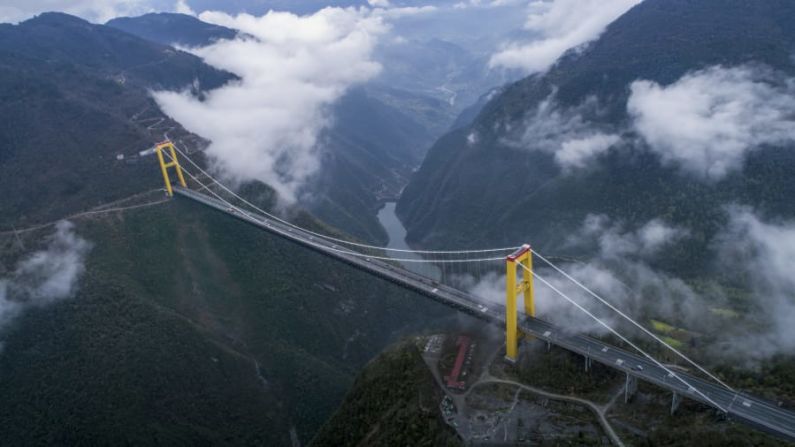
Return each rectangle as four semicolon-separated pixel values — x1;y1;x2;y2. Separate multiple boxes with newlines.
0;13;460;444
397;0;795;275
107;12;239;47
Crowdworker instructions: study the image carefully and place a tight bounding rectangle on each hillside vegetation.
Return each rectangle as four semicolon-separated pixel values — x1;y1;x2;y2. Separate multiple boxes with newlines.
0;196;455;444
0;13;234;229
311;340;460;447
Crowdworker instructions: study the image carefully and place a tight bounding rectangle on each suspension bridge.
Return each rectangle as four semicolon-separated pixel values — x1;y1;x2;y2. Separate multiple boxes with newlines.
153;140;795;442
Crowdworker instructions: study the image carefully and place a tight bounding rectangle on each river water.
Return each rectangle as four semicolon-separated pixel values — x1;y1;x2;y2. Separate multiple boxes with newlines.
376;202;441;280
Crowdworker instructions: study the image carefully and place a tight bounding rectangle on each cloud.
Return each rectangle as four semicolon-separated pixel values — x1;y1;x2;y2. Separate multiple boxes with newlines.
174;0;195;15
573;214;688;260
556;134;620;171
465;269;618;335
0;221;91;334
370;5;438;19
466;215;709;339
154;8;386;203
628;65;795;180
713;207;795;361
463;210;795;363
461;216;695;337
489;0;641;73
454;0;524;9
559;215;706;327
504;93;621;170
547;210;795;363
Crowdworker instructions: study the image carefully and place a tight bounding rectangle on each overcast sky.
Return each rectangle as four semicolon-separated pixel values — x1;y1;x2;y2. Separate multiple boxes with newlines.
0;0;515;23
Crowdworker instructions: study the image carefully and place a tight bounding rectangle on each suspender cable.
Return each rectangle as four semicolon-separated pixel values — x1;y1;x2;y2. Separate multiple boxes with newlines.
519;262;727;413
171;161;507;263
169;143;518;255
531;249;735;393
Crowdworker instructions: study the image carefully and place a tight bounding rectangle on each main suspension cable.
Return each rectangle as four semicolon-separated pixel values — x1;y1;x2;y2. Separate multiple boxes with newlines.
172;161;507;264
169;143;518;255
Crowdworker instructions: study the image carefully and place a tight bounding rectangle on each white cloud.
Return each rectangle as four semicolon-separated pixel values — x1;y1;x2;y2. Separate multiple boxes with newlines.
469;209;795;362
562;210;795;362
505;93;620;170
174;0;194;15
463;216;694;337
154;8;386;203
573;214;688;260
466;269;618;335
556;134;620;171
454;0;523;9
1;221;91;333
544;215;709;335
489;0;641;73
638;219;684;254
714;207;795;360
0;0;175;23
375;6;438;19
628;65;795;180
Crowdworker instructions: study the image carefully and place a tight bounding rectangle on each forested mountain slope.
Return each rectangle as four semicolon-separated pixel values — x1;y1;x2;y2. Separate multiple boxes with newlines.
0;197;455;444
398;0;795;275
0;13;457;444
0;13;233;229
107;12;238;47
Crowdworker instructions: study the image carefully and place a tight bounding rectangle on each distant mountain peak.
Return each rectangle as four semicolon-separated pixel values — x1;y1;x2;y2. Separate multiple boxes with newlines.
106;13;238;48
26;11;90;25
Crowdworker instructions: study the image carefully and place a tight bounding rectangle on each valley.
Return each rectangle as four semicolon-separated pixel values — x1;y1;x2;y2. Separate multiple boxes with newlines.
1;1;795;445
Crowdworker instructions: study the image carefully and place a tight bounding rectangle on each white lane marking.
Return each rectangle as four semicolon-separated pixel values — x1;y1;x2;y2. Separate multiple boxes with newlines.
742;400;752;408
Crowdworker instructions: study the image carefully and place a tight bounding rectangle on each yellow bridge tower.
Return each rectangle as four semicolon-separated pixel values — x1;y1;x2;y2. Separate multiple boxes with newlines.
505;244;534;363
155;140;187;196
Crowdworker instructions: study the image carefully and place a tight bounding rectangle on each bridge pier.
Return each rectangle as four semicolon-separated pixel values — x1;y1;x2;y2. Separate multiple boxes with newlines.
625;373;638;403
671;392;682;415
584;355;592;372
504;336;521;364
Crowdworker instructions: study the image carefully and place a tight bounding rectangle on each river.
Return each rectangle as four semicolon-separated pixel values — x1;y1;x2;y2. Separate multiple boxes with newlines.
376;202;441;280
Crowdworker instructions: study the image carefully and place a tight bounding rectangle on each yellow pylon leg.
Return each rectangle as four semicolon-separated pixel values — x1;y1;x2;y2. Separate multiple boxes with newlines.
523;254;535;318
168;144;187;188
155;140;186;196
156;144;173;196
505;244;534;363
506;256;519;362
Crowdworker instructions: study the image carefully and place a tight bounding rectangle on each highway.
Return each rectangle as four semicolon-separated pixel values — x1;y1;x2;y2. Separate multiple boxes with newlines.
174;186;795;442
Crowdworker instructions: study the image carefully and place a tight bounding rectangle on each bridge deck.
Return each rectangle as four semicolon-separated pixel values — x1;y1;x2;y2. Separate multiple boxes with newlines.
174;186;795;442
